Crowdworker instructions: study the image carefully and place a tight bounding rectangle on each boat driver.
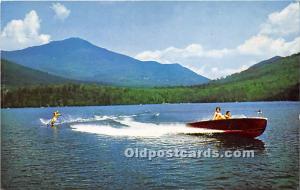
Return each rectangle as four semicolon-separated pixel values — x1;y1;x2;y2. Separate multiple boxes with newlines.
213;107;225;120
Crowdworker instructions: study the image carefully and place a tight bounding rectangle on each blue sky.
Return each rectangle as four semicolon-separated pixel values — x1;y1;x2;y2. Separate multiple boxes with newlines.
1;1;299;79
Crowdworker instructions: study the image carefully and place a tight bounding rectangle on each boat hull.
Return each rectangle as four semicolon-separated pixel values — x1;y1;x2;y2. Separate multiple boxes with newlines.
187;118;267;138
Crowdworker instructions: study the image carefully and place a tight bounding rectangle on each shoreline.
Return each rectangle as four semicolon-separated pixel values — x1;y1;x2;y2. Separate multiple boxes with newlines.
1;100;299;109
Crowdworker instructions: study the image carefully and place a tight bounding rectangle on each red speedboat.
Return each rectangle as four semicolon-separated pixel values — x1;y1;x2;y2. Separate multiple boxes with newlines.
187;118;267;138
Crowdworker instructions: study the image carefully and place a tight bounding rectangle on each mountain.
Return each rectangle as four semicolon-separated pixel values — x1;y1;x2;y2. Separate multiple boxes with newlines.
1;59;77;87
2;53;299;108
214;54;298;84
210;53;299;101
1;38;209;87
249;56;282;69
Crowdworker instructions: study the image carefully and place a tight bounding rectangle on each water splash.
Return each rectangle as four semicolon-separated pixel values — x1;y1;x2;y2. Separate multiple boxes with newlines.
41;114;227;138
40;118;51;125
70;117;224;138
39;115;117;125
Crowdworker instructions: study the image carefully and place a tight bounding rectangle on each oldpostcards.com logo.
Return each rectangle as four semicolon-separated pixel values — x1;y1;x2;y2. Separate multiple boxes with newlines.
124;148;255;160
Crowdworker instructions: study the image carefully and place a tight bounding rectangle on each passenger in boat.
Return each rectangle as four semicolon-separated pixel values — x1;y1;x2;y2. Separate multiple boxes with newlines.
213;107;225;120
225;111;231;119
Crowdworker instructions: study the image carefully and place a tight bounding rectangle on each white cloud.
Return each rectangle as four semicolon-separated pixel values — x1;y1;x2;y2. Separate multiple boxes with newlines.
135;2;300;79
259;2;299;36
135;36;300;79
135;44;233;64
51;3;70;21
238;34;300;57
0;10;51;51
136;50;168;63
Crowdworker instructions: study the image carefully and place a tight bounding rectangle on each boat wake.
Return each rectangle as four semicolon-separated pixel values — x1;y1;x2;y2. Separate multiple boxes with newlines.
40;114;227;138
70;117;225;138
39;115;119;125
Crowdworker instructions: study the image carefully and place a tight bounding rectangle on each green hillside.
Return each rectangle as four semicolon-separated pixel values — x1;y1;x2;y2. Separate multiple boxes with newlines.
214;54;298;85
1;53;299;108
207;53;300;100
1;59;77;88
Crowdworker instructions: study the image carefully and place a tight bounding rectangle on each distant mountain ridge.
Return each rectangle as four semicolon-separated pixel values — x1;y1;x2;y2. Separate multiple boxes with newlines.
2;53;299;108
1;37;209;87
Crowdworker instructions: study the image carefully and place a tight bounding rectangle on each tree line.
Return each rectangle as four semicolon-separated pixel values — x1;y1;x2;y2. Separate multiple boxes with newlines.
2;81;298;108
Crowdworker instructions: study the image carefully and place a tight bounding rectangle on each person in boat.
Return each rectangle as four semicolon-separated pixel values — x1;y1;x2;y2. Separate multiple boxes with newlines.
225;111;231;119
50;111;61;127
213;107;225;120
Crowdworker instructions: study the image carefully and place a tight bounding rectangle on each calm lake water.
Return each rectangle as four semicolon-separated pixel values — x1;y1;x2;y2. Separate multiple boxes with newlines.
1;102;299;189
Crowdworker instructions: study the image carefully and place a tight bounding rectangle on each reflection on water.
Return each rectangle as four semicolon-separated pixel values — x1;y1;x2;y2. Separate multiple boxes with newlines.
213;135;265;152
184;134;265;155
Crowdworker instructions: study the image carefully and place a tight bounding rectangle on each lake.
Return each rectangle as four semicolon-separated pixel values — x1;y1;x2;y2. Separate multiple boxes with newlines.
1;102;299;189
